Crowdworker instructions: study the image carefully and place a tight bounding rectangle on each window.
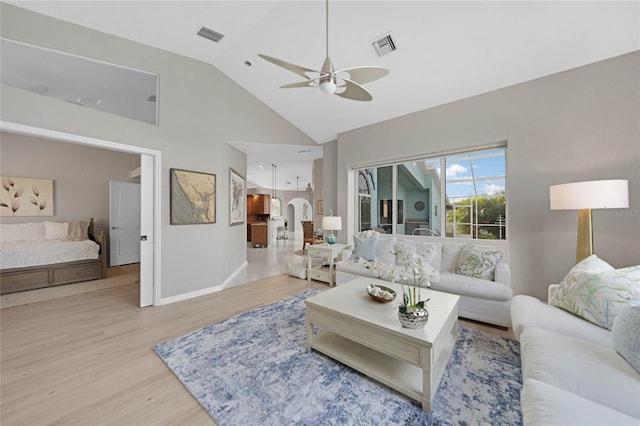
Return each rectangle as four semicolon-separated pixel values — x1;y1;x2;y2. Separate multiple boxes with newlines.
357;171;372;231
354;146;506;239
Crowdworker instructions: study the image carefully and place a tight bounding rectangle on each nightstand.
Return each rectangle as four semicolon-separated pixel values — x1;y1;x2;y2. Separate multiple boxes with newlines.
306;243;351;286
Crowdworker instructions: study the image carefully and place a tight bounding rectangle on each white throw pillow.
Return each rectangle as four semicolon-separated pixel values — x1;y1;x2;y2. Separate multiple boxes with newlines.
0;222;46;242
416;241;442;272
375;237;397;265
44;221;69;240
441;243;464;272
551;258;640;330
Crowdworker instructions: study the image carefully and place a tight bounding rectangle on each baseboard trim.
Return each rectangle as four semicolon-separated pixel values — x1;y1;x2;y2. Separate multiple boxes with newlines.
159;261;248;305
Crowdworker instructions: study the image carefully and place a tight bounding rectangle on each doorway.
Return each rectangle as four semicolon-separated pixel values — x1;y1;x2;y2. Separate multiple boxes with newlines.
0;120;161;307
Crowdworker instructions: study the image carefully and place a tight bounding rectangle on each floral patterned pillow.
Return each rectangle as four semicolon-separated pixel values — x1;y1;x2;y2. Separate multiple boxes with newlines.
550;255;639;330
454;244;504;281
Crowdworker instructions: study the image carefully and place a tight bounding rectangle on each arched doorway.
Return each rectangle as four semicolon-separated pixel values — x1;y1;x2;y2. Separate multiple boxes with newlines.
286;197;313;235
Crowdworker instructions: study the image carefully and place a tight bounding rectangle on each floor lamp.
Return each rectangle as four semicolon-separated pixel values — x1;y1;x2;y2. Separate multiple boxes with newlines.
550;179;629;263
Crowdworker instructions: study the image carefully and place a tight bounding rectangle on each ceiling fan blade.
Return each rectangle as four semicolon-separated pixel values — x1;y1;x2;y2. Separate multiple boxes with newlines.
258;54;319;80
336;78;373;102
336;66;389;85
280;81;317;89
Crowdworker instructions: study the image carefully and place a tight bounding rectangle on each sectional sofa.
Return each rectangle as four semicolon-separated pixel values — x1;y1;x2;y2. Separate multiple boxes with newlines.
334;233;513;328
511;255;640;425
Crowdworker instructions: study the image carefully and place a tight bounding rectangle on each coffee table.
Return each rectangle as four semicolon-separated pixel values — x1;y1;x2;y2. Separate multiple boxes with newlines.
304;276;459;412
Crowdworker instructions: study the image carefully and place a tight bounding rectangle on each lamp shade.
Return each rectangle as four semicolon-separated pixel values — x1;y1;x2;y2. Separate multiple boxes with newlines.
322;216;342;231
550;179;629;210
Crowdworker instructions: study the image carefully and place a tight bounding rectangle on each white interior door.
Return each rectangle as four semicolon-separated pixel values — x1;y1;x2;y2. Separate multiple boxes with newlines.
109;181;141;266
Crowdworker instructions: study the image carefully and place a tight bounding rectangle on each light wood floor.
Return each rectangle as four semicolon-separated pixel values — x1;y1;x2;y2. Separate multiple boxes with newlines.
1;275;513;426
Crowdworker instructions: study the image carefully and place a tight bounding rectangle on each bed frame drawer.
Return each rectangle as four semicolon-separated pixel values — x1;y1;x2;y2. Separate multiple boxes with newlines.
53;263;102;285
1;269;50;294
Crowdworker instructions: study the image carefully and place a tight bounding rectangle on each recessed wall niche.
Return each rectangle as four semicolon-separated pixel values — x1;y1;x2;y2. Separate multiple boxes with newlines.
1;38;158;125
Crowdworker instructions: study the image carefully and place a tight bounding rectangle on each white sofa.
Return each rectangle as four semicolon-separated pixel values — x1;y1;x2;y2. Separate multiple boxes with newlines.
512;286;640;425
335;234;513;328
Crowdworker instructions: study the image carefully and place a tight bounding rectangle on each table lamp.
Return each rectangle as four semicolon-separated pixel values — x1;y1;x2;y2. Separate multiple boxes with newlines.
322;215;342;245
550;179;629;263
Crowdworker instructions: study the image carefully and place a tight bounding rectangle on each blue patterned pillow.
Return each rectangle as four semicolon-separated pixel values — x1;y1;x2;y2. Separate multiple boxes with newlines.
613;302;640;373
352;235;378;261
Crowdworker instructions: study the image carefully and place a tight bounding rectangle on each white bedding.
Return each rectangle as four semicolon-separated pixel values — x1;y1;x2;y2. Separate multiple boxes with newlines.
0;239;100;269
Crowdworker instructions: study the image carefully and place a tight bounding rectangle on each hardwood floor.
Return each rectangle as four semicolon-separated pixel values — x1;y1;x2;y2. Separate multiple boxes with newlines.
1;274;513;426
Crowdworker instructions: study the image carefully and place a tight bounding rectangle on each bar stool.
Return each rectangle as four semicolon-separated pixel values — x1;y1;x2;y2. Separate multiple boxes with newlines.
276;226;287;240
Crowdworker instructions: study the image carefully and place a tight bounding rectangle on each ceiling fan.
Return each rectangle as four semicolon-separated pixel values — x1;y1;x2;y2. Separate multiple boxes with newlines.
258;0;389;102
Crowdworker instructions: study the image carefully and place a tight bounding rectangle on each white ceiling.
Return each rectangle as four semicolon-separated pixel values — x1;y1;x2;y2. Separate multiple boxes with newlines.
7;1;640;190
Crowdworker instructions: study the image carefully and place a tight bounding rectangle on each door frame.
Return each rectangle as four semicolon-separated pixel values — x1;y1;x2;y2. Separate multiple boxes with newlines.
0;120;162;306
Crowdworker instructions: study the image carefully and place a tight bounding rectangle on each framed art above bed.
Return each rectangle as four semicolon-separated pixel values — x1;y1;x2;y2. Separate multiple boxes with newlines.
1;176;54;217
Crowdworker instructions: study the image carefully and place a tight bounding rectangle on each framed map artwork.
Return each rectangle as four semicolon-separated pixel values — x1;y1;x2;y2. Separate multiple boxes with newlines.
170;168;216;225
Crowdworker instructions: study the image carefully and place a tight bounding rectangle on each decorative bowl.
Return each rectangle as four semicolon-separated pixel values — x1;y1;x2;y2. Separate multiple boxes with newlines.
366;284;396;303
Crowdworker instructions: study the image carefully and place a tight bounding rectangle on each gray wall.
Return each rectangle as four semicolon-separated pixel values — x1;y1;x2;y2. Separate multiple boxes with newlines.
337;51;640;301
1;4;317;298
0;132;139;235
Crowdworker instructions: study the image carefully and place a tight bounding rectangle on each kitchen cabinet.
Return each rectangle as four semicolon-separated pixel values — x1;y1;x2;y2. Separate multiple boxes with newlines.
247;194;270;215
250;222;268;247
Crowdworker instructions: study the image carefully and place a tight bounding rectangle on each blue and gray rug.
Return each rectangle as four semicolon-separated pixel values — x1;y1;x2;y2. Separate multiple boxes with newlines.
153;288;522;425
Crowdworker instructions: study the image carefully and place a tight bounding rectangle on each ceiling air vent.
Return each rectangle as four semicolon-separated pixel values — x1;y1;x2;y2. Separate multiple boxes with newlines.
372;33;396;57
197;26;224;43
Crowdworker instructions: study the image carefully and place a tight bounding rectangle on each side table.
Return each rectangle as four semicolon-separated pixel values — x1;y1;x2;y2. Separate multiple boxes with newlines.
306;244;350;286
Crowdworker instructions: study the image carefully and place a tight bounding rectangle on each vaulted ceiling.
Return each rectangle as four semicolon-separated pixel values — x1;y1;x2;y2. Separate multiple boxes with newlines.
6;1;639;189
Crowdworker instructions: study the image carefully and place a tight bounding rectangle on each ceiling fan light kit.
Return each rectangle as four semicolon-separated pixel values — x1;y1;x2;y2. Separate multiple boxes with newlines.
258;0;388;101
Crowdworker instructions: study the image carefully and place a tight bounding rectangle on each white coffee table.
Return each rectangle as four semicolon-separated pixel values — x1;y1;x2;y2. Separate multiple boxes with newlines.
304;276;459;412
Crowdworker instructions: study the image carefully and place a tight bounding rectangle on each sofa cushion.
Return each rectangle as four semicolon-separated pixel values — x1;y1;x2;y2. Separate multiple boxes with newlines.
613;302;640;374
520;327;640;418
454;244;504;281
510;295;614;347
521;378;640;426
550;255;639;330
431;271;512;301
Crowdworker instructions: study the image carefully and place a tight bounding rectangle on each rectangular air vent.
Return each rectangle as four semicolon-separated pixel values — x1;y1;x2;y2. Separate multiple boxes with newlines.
372;33;396;57
197;26;224;43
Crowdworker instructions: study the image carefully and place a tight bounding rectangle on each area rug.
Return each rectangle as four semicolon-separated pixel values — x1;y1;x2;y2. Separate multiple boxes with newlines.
153;289;522;425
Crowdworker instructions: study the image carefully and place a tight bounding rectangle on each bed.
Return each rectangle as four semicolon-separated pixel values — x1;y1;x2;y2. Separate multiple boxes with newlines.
0;218;107;294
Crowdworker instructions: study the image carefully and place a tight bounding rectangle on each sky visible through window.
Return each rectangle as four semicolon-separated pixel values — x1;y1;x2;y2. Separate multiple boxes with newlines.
442;148;505;199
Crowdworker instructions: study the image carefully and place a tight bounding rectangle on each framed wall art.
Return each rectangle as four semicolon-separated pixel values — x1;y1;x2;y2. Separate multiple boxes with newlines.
229;168;245;226
1;176;54;217
170;168;216;225
317;200;324;215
